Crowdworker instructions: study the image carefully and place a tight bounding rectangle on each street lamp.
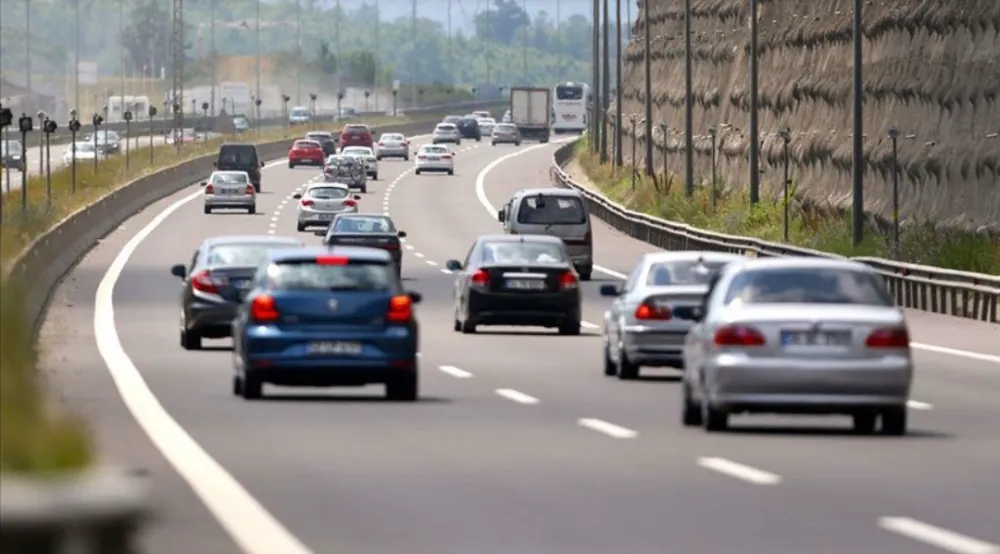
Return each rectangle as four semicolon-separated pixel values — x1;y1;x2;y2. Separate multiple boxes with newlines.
36;110;46;174
42;118;57;209
201;102;209;141
1;103;11;196
171;103;181;152
91;112;104;171
17;113;33;215
123;109;133;169
68;109;81;193
779;127;792;242
281;94;290;125
337;92;344;119
364;90;370;112
392;89;398;117
309;93;317;116
254;98;262;128
888;126;900;259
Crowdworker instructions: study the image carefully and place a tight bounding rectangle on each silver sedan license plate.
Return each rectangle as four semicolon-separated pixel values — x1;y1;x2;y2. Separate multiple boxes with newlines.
308;341;362;355
506;279;545;290
781;330;850;347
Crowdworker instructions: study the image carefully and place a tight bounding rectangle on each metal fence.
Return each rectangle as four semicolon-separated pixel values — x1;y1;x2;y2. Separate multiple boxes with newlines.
550;141;1000;323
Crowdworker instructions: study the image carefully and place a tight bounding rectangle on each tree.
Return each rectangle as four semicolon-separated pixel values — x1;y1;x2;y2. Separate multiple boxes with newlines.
314;40;338;75
342;49;376;84
122;0;171;73
473;0;529;45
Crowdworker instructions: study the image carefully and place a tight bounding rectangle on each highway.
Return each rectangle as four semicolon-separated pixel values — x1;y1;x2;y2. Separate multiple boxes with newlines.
2;133;171;187
38;128;1000;554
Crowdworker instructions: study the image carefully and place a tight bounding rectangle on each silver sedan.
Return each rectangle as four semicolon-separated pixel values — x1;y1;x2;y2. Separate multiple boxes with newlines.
681;257;913;435
601;251;746;379
203;171;256;214
375;133;409;160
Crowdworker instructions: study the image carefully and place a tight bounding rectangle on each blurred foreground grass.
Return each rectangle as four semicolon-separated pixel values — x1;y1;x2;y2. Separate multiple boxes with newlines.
574;139;999;274
0;112;428;474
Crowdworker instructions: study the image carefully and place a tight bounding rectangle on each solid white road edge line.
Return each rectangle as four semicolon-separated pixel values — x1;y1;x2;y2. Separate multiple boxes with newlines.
577;418;638;438
697;457;782;485
878;517;999;554
438;365;473;378
495;388;540;404
94;162;313;554
472;137;999;365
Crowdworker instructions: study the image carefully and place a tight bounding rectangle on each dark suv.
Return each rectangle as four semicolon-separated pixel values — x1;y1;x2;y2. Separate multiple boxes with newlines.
456;117;482;141
215;143;265;191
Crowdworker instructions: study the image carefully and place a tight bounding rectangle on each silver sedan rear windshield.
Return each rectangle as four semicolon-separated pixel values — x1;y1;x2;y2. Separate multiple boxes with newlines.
308;187;349;199
646;261;728;286
723;268;892;306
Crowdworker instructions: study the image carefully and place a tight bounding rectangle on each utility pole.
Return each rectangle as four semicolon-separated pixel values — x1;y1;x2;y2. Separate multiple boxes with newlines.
26;0;32;98
336;0;341;100
485;3;491;85
172;0;184;136
683;0;693;193
211;0;217;114
373;0;379;111
614;0;622;166
522;0;528;85
295;0;301;105
255;0;261;112
75;0;81;112
599;0;610;163
643;0;653;176
851;0;864;244
120;0;125;124
748;0;760;204
555;0;562;81
411;0;416;107
447;0;453;85
590;0;600;153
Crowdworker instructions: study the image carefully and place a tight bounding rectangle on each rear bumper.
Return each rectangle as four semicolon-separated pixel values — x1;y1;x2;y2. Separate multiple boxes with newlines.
186;302;238;336
205;195;255;208
492;136;520;143
415;161;453;171
622;325;689;368
290;157;324;165
244;362;415;387
376;147;407;157
468;289;579;327
432;137;460;143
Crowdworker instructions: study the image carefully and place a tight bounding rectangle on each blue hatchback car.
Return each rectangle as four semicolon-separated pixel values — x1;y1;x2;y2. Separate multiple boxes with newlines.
231;246;422;401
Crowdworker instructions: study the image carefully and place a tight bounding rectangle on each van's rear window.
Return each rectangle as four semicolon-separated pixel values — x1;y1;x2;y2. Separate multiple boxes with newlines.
517;196;587;225
268;261;392;291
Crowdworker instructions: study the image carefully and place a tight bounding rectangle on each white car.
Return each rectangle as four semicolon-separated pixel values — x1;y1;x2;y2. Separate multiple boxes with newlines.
477;117;496;135
62;141;102;163
414;144;455;175
293;182;361;231
340;146;379;180
289;106;311;125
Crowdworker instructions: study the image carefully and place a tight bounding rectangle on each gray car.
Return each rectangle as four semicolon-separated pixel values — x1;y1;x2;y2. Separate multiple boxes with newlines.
203;170;257;214
169;235;305;349
498;188;593;279
491;123;521;145
375;132;409;160
432;123;461;145
681;257;913;435
600;251;748;378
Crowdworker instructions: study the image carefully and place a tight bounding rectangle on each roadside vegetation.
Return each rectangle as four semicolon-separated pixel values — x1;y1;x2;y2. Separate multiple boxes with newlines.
0;111;447;474
573;139;999;274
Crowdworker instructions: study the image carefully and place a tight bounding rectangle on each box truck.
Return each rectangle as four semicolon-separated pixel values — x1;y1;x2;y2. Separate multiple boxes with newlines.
509;86;551;143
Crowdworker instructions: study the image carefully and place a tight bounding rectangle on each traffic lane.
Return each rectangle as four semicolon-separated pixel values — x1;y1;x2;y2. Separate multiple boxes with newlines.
4;134;173;179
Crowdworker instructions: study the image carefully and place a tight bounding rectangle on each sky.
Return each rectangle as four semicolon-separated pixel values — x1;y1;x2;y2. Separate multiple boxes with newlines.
311;0;593;32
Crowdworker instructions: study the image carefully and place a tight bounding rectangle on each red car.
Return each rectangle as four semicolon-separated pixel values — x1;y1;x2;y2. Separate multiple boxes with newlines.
287;139;325;168
339;124;373;149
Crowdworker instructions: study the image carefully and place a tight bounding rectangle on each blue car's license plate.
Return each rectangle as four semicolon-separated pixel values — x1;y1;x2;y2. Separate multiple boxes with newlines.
307;341;362;355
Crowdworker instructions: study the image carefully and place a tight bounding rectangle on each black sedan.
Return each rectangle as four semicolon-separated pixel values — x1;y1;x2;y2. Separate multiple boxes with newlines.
445;234;582;335
170;235;304;349
320;213;406;275
456;117;481;141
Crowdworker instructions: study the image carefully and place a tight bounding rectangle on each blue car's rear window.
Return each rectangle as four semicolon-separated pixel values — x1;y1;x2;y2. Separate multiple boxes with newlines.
268;261;391;291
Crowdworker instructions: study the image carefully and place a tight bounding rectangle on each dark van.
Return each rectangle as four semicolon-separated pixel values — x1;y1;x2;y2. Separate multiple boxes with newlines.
215;143;264;191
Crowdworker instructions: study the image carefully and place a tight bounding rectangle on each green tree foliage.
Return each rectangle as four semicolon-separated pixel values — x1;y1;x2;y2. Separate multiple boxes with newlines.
122;0;172;72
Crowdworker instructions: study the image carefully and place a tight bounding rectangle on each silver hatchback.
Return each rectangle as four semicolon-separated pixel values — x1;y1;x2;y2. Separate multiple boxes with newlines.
432;123;461;145
203;171;256;214
294;182;361;231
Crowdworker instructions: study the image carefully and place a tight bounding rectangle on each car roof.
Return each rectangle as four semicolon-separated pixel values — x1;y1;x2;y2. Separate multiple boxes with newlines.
641;251;748;265
268;246;392;263
514;187;584;199
306;181;349;190
436;122;456;127
306;131;332;137
211;170;249;176
731;256;867;273
476;233;565;245
202;235;303;247
334;212;392;221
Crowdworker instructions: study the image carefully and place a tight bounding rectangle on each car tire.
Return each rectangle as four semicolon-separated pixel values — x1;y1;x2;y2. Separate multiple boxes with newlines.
372;173;378;180
702;403;729;432
578;267;593;281
852;412;877;434
475;137;481;142
415;169;421;175
360;186;367;193
453;318;461;332
603;345;616;376
248;205;256;214
880;408;907;435
296;222;306;232
616;347;640;380
403;156;409;161
203;206;211;214
491;141;496;146
180;328;202;350
515;142;521;146
681;382;703;426
460;315;477;334
232;375;243;396
386;373;418;401
558;321;581;335
447;169;454;176
288;161;295;168
240;374;263;400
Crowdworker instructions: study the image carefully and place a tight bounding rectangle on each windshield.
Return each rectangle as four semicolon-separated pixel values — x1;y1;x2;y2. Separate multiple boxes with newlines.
307;133;332;141
556;85;585;100
459;118;477;125
516;195;587;225
327;155;357;166
207;244;285;267
268;261;391;291
343;125;369;134
421;146;448;154
218;147;257;166
211;172;249;184
482;241;567;264
646;261;729;286
723;268;893;306
307;186;349;200
333;216;396;233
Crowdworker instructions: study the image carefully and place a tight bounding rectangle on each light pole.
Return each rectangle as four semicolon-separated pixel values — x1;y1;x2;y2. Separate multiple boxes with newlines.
630;115;638;189
119;0;125;127
124;109;133;169
91;113;103;170
75;0;81;114
614;0;623;167
147;105;158;163
779;127;791;242
211;0;217;114
373;0;380;111
658;122;668;185
295;0;301;105
708;126;718;210
643;0;653;177
748;0;761;204
683;0;693;194
281;94;290;126
851;0;865;245
255;0;261;112
68;109;80;193
888;126;900;259
18;113;33;215
364;90;371;113
590;0;600;154
36;110;46;174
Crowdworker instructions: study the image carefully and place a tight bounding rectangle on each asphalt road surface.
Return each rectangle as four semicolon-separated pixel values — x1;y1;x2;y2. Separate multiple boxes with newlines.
39;129;1000;554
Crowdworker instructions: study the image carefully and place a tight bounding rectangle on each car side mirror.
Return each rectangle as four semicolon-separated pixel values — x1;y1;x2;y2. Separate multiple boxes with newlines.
260;161;266;167
497;209;505;222
353;194;362;200
599;284;621;297
397;230;407;238
170;264;186;278
445;259;462;271
293;193;302;199
452;151;457;156
407;291;423;304
200;181;207;187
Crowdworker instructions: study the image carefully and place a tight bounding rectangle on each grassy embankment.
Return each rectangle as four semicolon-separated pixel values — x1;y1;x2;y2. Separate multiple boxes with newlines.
0;113;428;474
573;139;999;274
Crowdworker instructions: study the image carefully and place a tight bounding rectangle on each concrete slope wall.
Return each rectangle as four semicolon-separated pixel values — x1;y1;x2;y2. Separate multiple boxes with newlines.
616;0;1000;230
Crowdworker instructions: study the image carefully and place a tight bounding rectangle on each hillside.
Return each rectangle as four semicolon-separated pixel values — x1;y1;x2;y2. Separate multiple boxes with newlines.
616;0;1000;231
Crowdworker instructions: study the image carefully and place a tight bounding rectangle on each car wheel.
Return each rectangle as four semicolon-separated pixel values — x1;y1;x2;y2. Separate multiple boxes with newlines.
880;407;907;435
404;156;409;161
453;318;461;332
180;327;202;350
602;344;616;376
415;169;421;175
475;137;481;142
558;321;581;335
577;267;593;281
616;347;639;380
460;314;477;334
240;374;263;400
288;161;295;168
702;402;729;432
491;141;496;146
372;173;378;180
515;142;521;146
682;381;703;426
386;373;418;401
360;185;367;193
852;412;877;434
296;222;306;232
447;169;454;176
248;205;256;214
232;375;243;396
203;206;211;214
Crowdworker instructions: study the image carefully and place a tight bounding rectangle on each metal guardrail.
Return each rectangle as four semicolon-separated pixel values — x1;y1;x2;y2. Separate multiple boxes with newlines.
550;141;1000;323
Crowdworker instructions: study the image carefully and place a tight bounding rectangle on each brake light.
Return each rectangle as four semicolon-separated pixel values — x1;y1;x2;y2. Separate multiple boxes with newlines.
387;294;412;323
441;155;452;159
315;255;349;265
245;184;255;194
865;327;910;348
470;269;490;287
204;184;215;194
191;270;219;294
344;199;357;207
250;294;279;322
635;300;671;320
558;270;578;290
377;141;384;146
714;325;766;346
301;199;314;206
402;140;409;146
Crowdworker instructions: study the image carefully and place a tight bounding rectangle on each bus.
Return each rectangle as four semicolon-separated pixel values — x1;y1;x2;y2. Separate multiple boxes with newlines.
551;82;590;134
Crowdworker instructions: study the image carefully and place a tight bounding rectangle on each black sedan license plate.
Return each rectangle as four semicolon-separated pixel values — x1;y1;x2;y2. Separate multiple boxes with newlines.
505;279;545;291
308;341;362;355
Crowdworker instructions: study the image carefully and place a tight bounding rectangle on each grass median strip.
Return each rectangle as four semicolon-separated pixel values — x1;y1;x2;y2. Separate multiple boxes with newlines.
572;138;998;274
0;113;428;475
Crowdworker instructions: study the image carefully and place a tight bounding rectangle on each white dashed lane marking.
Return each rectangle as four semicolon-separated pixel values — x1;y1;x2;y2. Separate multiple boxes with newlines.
697;457;782;485
577;418;638;439
495;389;540;405
438;365;473;378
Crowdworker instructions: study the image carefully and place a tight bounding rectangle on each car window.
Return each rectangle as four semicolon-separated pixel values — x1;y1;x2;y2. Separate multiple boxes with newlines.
481;241;567;264
723;268;893;306
623;262;644;292
218;146;257;166
267;261;392;291
463;243;478;269
344;125;369;133
307;186;349;199
332;216;395;233
290;108;310;117
207;244;286;267
294;140;320;148
459;118;477;125
212;172;249;184
645;260;730;286
1;141;23;154
516;195;587;225
188;249;200;273
344;147;372;156
380;134;404;141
